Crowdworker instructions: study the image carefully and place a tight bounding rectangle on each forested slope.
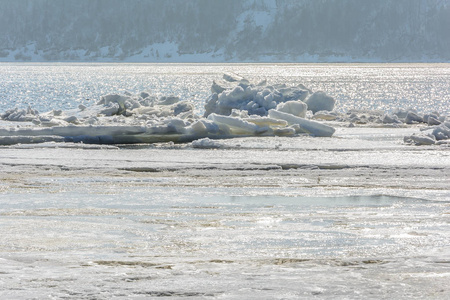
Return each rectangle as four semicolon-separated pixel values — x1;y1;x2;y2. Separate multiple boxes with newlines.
1;0;449;62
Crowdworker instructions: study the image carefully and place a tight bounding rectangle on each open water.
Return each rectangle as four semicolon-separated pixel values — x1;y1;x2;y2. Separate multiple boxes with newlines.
1;63;449;115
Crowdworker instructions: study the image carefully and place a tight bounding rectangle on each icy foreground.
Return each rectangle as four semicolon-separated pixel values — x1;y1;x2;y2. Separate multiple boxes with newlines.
1;73;449;147
1;130;450;299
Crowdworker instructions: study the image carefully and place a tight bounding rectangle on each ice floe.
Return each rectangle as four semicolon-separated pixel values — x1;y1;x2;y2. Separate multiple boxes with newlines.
204;73;311;117
191;137;224;149
404;122;450;146
0;73;448;146
304;91;336;114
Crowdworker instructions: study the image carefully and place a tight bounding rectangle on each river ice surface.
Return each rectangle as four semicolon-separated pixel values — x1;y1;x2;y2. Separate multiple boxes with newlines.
0;64;450;299
1;128;449;299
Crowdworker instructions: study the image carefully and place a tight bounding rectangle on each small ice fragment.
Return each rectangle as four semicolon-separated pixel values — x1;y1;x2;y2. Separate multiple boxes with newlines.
223;72;246;83
276;100;307;118
53;109;63;116
191;138;223;149
64;116;79;124
208;113;263;135
427;116;441;126
305;91;336;113
157;96;180;105
268;109;335;137
244;116;288;127
273;127;296;136
405;111;424;124
313;111;339;121
382;114;402;124
432;124;450;140
404;134;435;145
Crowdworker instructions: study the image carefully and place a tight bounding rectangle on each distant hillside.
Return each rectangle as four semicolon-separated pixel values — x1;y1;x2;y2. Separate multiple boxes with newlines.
1;0;449;62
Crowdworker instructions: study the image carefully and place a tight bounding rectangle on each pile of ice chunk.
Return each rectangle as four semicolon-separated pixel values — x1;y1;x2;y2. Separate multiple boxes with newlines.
204;73;317;117
0;74;338;145
404;122;450;146
1;106;39;122
311;107;448;127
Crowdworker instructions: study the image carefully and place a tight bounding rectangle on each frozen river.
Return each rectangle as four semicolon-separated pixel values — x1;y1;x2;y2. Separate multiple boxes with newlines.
1;63;450;299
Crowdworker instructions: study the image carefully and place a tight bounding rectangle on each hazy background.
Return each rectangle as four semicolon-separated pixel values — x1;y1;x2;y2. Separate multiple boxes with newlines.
1;0;449;62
